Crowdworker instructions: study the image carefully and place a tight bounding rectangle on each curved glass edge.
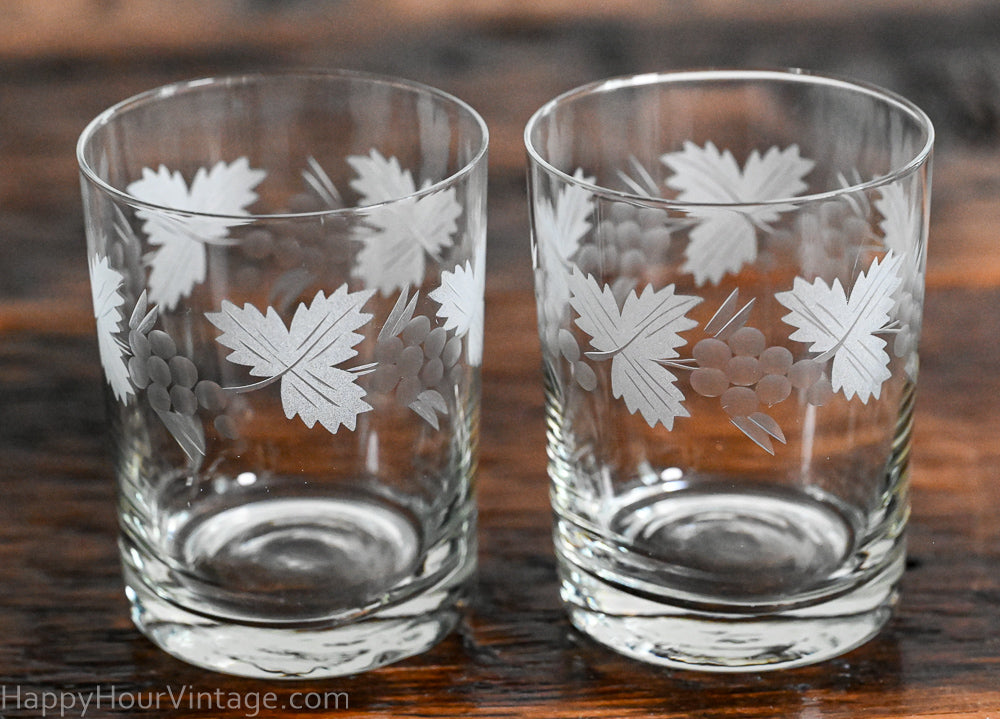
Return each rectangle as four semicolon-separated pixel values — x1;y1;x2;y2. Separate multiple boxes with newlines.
523;68;934;210
77;69;489;221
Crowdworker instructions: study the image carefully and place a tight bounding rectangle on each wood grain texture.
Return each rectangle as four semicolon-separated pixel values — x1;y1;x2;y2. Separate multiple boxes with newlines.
2;3;999;716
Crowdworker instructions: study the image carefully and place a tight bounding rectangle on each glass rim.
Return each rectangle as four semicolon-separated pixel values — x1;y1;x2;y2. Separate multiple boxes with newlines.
76;69;489;221
524;67;935;209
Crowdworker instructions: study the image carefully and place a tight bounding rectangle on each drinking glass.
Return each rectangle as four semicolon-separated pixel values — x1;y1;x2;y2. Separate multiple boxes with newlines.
78;71;488;678
525;69;932;671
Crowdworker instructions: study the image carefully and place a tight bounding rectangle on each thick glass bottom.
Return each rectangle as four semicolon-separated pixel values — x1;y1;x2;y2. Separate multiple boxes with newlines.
121;495;475;678
555;485;905;671
562;573;898;672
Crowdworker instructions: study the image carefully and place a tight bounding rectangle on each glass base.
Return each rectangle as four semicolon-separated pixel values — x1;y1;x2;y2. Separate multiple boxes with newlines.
121;495;475;678
562;575;898;672
125;569;466;678
555;485;906;672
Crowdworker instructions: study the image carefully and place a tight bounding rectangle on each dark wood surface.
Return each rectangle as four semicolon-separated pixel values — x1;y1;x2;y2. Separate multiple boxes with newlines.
2;2;1000;716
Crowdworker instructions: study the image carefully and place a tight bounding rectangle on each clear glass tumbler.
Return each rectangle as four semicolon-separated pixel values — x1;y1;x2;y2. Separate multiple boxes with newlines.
78;71;488;678
525;69;932;671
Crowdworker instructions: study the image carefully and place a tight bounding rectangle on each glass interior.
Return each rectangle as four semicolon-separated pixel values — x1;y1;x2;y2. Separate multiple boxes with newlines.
79;71;489;216
526;69;933;204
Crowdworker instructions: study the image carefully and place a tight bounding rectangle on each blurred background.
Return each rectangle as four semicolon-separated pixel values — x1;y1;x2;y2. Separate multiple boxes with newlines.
2;0;999;301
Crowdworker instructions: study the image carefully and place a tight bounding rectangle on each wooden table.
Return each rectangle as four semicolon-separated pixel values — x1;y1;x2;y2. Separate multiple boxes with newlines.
2;2;999;716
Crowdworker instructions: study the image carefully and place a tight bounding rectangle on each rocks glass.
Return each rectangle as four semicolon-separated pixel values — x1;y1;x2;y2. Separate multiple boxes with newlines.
525;70;932;670
78;71;487;678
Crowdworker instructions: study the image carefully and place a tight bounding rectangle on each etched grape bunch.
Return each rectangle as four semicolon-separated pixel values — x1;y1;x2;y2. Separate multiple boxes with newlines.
240;227;312;270
576;204;675;302
125;295;238;440
555;328;597;391
371;315;462;408
580;204;671;276
689;327;834;418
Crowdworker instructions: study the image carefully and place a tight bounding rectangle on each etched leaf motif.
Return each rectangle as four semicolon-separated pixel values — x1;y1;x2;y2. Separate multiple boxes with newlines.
532;169;594;314
877;183;921;259
775;251;903;403
531;168;593;270
155;408;206;465
127;158;266;310
348;150;461;295
410;389;448;430
206;286;376;433
661;142;814;284
89;255;134;403
568;268;701;429
876;183;921;376
679;210;760;287
429;244;485;366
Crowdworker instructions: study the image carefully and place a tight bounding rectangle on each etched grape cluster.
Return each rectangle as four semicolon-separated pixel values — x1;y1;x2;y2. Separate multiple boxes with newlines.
555;328;597;391
575;204;674;299
239;226;316;270
371;315;462;408
234;210;353;308
689;327;834;418
126;315;238;440
581;204;672;275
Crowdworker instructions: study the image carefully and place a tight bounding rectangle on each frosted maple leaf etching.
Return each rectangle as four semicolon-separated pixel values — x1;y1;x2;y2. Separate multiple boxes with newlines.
349;150;461;295
127;158;266;310
206;285;376;433
877;184;923;375
662;141;814;285
429;244;486;366
531;169;594;313
531;168;594;270
568;268;701;429
877;183;922;260
775;251;903;403
89;254;134;403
